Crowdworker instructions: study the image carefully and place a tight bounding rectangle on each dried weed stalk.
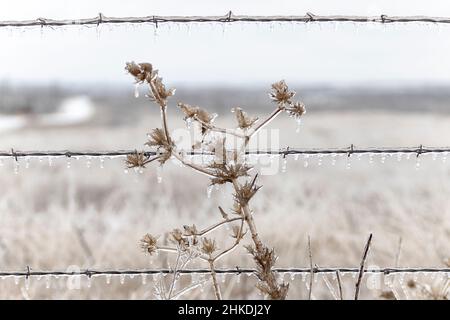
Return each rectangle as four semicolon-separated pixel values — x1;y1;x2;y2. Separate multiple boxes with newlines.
125;61;306;300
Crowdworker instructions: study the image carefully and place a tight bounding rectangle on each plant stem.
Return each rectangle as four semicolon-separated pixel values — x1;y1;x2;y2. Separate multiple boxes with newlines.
209;260;222;300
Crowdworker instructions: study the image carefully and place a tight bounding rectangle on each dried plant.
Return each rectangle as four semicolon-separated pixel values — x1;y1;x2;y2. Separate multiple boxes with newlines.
125;61;306;300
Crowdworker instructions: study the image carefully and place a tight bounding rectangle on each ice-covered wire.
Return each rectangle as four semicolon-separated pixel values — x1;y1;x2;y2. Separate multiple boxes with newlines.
1;146;449;160
1;267;449;278
1;12;450;28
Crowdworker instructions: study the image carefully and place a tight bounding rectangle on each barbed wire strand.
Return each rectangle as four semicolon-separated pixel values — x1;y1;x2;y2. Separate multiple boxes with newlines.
1;12;450;28
1;146;449;160
1;267;449;278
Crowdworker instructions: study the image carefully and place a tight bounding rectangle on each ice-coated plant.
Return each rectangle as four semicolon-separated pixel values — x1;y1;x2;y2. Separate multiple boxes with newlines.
125;62;306;300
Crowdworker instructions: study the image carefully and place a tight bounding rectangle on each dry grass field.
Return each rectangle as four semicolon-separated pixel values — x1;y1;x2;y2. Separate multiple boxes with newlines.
0;95;449;299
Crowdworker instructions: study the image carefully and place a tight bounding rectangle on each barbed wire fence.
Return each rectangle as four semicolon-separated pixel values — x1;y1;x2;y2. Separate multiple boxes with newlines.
2;267;449;278
1;11;449;298
1;145;449;159
1;12;450;28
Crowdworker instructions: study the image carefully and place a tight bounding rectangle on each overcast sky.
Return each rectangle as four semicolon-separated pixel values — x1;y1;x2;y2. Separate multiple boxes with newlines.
1;0;450;87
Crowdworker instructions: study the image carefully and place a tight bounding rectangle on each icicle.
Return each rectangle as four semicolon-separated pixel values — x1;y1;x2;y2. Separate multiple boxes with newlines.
398;273;405;285
45;275;51;289
99;157;105;169
124;168;129;174
397;153;402;162
141;274;147;285
206;185;213;198
25;277;30;290
25;158;30;169
432;153;438;161
66;158;71;169
369;154;374;164
236;274;241;283
152;273;159;282
301;273;307;282
380;155;386;164
120;274;125;285
317;155;323;166
415;157;421;170
346;156;352;170
13;161;19;174
328;153;337;166
87;276;92;288
442;152;448;163
156;166;163;183
294;154;299;161
48;157;53;167
134;83;140;98
106;274;112;284
295;118;302;133
281;157;287;172
185;118;192;129
86;157;92;168
14;276;20;285
221;274;226;283
303;155;309;168
290;272;296;281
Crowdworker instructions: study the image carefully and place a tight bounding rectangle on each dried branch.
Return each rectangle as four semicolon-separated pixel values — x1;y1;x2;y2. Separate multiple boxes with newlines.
336;271;344;300
354;233;373;300
308;236;313;300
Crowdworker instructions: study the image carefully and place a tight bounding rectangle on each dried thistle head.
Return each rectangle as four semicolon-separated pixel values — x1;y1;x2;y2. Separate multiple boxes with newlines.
246;244;288;299
231;225;246;241
125;151;149;168
169;228;190;250
152;76;176;101
145;128;172;164
208;162;252;185
234;175;261;206
231;201;243;216
270;80;295;105
286;101;306;119
232;107;258;130
125;61;154;83
178;103;215;134
201;238;218;256
183;224;198;236
140;234;158;255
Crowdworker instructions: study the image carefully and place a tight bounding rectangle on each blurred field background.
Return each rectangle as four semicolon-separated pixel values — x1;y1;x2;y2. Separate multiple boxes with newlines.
0;84;449;299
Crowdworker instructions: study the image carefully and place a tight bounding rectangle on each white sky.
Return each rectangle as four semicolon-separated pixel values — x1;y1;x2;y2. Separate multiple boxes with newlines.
0;0;450;87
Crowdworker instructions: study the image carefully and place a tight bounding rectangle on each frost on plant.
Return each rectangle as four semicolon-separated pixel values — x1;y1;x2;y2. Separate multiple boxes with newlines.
125;61;306;300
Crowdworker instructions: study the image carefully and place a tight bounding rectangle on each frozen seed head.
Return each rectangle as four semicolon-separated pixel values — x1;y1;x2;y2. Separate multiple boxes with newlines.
270;80;295;104
234;175;261;206
208;162;252;185
125;61;154;83
125;151;149;169
152;76;176;101
145;128;171;148
140;234;158;255
201;238;218;256
232;107;258;130
178;103;215;134
286;101;306;119
231;225;246;241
